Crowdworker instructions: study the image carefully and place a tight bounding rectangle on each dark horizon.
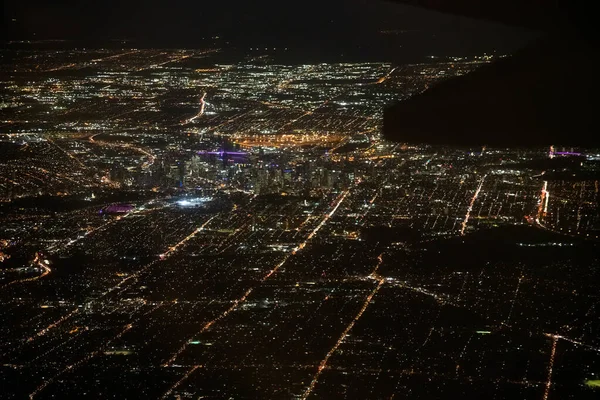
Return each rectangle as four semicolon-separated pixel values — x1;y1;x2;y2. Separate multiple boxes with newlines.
3;0;539;60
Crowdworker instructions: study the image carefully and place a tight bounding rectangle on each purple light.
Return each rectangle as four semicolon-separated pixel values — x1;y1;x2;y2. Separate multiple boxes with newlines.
101;204;135;214
198;151;248;156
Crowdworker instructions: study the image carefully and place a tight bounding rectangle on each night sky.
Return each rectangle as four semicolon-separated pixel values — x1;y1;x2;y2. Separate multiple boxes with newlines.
3;0;538;59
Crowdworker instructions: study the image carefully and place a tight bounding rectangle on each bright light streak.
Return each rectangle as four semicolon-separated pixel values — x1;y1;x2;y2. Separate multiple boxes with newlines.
184;92;207;124
375;67;397;84
536;181;548;222
176;197;212;207
460;174;487;235
305;190;350;242
542;334;558;400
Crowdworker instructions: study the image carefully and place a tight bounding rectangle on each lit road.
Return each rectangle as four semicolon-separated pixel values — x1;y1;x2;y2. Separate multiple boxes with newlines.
302;253;386;399
183;92;207;124
375;66;397;84
160;189;353;395
0;253;51;290
88;133;156;170
542;334;558;400
45;137;87;170
460;174;487;235
21;209;212;346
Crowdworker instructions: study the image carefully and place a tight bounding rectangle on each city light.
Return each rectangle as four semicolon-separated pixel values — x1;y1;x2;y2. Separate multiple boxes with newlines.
0;45;598;399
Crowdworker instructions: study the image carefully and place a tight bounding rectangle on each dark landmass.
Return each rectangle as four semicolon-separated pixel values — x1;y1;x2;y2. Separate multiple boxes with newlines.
0;191;159;214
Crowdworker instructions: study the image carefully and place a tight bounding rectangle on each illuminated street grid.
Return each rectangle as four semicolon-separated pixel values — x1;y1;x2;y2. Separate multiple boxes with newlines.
0;49;600;399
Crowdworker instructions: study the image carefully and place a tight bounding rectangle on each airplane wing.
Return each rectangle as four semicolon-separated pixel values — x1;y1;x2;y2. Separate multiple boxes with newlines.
383;0;585;31
381;0;598;146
